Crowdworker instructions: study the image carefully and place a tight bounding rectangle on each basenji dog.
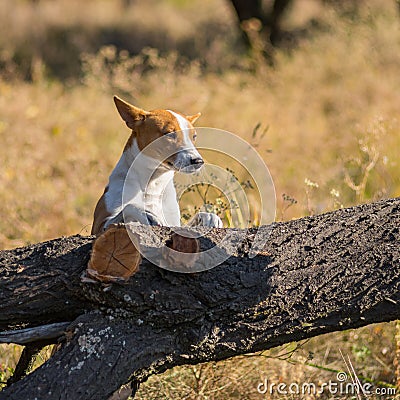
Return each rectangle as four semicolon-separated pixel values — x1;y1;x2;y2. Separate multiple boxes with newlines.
91;96;223;235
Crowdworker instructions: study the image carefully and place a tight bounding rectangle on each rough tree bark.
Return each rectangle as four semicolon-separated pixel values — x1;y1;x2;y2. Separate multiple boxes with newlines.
0;198;399;399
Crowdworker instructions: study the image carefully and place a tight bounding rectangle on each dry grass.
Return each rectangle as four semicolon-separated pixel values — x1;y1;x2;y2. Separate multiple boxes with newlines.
0;0;399;397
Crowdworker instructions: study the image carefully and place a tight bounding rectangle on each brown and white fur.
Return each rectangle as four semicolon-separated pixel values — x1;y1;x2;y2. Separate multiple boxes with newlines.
91;96;223;235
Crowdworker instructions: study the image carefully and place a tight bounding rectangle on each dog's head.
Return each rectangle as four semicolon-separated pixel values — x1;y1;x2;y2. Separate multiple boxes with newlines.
114;96;203;173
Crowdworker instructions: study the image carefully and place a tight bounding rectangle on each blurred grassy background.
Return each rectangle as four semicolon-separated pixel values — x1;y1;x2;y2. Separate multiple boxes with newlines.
0;0;399;398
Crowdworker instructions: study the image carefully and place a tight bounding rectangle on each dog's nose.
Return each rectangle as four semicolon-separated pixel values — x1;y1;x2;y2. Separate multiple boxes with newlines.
190;157;204;166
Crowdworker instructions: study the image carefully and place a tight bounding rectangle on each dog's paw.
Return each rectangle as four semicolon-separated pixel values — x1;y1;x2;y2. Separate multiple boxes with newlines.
190;212;223;228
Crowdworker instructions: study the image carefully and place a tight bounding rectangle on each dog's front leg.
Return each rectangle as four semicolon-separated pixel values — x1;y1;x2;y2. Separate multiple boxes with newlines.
188;212;223;228
106;204;163;230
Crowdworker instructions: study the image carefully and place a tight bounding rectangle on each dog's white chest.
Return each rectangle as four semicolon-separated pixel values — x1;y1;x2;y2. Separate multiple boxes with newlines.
141;175;181;226
105;144;181;227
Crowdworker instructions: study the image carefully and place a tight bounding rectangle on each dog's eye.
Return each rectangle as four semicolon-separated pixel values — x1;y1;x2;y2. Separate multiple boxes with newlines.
193;133;197;141
165;131;177;139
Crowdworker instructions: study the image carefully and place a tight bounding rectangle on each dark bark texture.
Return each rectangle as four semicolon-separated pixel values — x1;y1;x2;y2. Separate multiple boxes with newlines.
0;198;399;399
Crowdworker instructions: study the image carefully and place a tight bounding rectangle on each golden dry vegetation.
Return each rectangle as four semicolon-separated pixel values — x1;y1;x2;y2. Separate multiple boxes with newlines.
0;0;399;398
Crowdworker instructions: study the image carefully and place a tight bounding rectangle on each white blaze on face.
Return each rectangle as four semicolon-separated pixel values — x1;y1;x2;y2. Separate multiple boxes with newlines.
168;110;202;170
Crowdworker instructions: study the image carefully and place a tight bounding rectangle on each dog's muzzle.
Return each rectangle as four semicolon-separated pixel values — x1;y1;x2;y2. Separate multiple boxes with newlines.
190;157;204;169
173;151;204;173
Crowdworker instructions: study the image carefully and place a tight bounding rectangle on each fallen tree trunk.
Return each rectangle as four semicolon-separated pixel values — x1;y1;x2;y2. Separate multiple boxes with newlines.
0;198;399;399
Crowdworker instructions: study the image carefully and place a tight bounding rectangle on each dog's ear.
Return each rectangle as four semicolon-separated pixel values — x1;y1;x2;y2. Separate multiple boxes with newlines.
186;112;201;125
114;96;149;129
